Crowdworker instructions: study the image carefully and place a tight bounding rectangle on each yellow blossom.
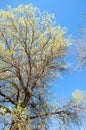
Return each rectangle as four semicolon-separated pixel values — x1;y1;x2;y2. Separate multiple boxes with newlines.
72;89;85;103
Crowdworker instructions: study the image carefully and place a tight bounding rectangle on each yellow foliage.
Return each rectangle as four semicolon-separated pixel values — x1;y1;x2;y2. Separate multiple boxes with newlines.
72;89;85;103
0;4;72;129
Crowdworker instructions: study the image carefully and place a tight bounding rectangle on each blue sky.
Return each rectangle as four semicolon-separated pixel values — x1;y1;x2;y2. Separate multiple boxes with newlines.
0;0;86;35
0;0;86;97
0;0;86;101
0;0;86;129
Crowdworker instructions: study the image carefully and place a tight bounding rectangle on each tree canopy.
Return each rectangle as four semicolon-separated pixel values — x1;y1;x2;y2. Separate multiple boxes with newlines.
0;4;85;130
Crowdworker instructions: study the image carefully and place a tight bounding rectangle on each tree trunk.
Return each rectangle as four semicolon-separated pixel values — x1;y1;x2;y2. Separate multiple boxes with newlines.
10;120;27;130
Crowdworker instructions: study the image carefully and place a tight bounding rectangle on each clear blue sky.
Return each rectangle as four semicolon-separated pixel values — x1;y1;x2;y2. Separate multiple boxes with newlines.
0;0;86;129
0;0;85;97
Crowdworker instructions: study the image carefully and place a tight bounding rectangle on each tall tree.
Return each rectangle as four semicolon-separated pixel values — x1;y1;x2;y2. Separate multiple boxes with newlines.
0;4;85;130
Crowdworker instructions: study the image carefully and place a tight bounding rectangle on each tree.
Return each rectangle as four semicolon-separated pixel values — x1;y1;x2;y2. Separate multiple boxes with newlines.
75;17;86;69
76;36;86;69
0;4;85;130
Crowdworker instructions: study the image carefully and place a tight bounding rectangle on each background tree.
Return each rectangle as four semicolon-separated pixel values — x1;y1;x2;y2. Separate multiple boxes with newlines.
0;4;85;130
75;17;86;69
76;37;86;69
